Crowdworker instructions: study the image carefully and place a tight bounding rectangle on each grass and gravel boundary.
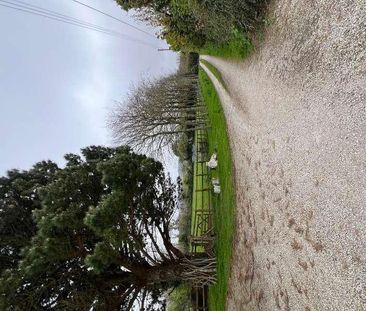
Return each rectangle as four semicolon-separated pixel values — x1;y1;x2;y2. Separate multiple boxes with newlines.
199;60;228;93
199;68;236;311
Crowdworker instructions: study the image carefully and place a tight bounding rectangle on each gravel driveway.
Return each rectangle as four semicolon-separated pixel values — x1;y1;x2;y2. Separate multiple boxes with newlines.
201;0;366;310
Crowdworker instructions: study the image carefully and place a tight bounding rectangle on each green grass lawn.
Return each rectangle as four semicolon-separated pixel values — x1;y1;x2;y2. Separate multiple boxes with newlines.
199;29;253;59
199;69;236;311
199;60;228;93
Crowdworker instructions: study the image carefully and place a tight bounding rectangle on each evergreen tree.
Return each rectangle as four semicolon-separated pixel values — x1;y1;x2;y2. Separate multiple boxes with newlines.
0;160;59;273
0;146;215;310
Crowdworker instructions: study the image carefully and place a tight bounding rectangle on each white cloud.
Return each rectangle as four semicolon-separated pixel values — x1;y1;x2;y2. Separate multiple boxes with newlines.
68;1;116;144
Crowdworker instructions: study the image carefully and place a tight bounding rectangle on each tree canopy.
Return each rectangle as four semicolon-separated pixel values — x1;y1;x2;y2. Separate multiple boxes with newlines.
0;160;59;274
114;0;266;51
0;146;215;310
116;0;169;12
110;73;205;157
115;0;207;51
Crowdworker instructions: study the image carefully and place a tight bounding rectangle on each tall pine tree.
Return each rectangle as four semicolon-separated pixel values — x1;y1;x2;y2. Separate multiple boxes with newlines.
0;146;215;310
0;160;59;273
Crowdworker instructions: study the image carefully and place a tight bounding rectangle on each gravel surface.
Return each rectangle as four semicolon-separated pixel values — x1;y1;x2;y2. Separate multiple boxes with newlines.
201;0;366;310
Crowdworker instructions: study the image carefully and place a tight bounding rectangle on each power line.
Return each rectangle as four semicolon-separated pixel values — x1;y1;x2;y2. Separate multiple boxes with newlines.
0;1;139;42
0;0;159;48
7;0;121;33
0;2;110;35
71;0;156;38
1;0;122;35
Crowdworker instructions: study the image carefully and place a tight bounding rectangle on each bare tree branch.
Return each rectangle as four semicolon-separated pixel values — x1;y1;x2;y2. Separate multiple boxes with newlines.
109;73;205;157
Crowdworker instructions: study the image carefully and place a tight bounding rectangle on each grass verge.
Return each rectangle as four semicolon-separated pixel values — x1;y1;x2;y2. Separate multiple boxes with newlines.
199;69;235;311
200;60;228;93
199;29;253;59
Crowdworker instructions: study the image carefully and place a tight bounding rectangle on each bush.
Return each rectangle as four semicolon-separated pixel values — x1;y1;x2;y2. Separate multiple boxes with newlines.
115;0;267;51
167;284;190;311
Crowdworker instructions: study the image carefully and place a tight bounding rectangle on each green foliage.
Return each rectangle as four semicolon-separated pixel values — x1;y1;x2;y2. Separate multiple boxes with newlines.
168;284;190;311
0;160;59;273
0;145;182;310
199;70;235;311
162;2;207;50
116;0;169;11
84;241;121;273
199;29;254;59
115;0;267;51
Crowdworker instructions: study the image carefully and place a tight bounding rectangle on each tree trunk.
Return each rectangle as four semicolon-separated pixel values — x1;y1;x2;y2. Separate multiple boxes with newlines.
140;256;217;287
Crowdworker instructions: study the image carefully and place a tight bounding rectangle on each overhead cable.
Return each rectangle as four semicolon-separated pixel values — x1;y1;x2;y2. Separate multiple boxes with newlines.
0;0;159;48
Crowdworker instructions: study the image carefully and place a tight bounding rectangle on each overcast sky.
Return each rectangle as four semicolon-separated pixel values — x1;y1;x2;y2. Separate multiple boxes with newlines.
0;0;179;176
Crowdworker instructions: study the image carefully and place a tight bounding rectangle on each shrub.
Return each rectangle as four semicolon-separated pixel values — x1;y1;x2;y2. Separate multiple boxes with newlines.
167;284;190;311
115;0;267;51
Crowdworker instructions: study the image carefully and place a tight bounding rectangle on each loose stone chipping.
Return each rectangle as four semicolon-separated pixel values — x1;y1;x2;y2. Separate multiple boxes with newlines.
201;0;366;309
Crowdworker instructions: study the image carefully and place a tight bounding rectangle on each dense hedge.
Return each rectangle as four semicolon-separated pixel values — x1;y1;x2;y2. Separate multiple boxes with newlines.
116;0;267;50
